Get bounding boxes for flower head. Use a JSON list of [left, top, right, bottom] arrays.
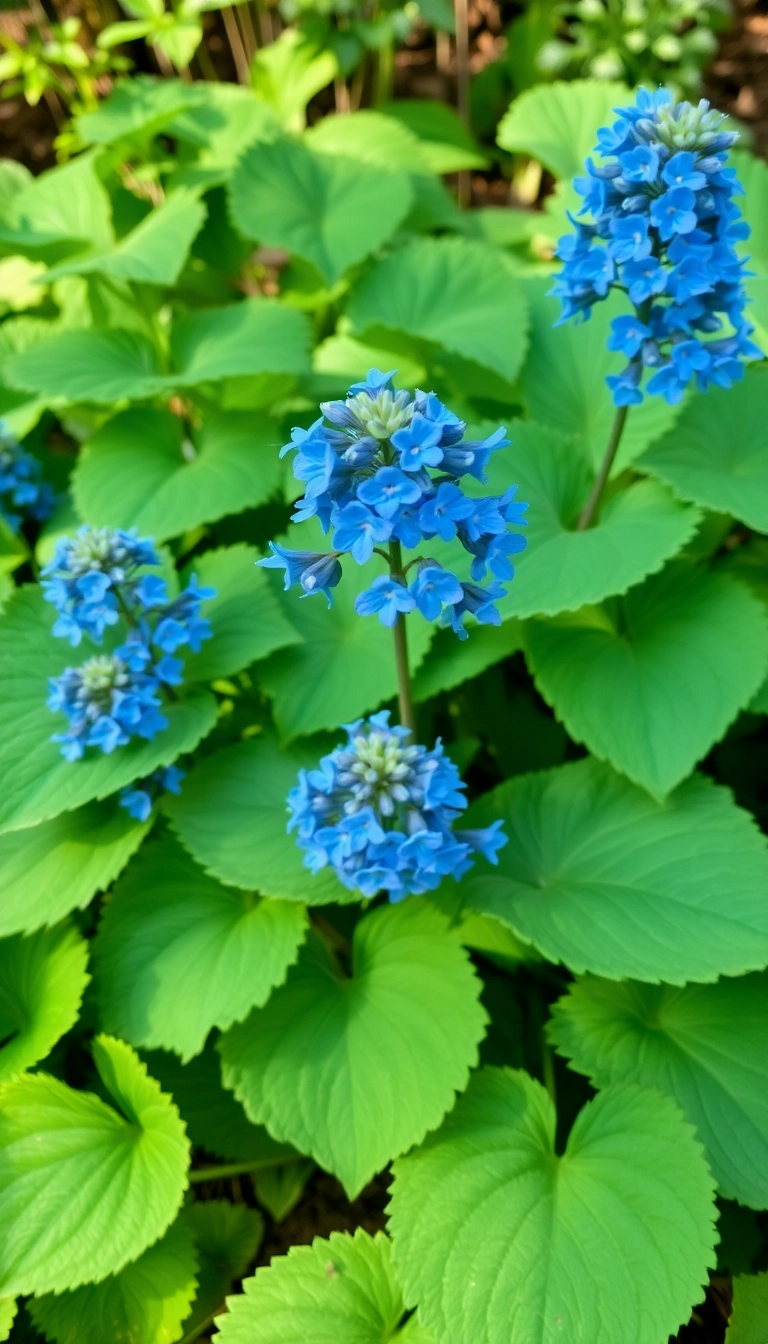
[[552, 91, 761, 405], [119, 764, 184, 822], [47, 654, 167, 761], [0, 421, 55, 532], [287, 710, 507, 899]]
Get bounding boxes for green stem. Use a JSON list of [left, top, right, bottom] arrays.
[[188, 1154, 304, 1184], [388, 539, 415, 732], [576, 404, 629, 531], [179, 1309, 220, 1344]]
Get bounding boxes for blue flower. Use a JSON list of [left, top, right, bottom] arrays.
[[287, 711, 507, 900], [410, 565, 463, 620], [552, 91, 761, 406], [332, 501, 392, 564], [417, 482, 475, 541], [445, 580, 505, 640], [354, 575, 416, 627], [48, 654, 167, 761], [356, 466, 423, 519], [257, 542, 342, 606], [119, 764, 184, 822], [390, 414, 445, 472], [0, 421, 55, 532]]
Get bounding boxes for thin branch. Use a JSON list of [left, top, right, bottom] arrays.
[[222, 5, 250, 84], [576, 405, 629, 530]]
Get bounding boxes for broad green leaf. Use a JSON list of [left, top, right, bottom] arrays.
[[389, 1068, 717, 1344], [180, 1201, 263, 1338], [0, 924, 88, 1081], [727, 1273, 768, 1344], [73, 407, 283, 541], [166, 735, 352, 905], [382, 99, 488, 173], [167, 83, 279, 179], [4, 328, 165, 404], [0, 1299, 15, 1340], [219, 902, 487, 1197], [526, 565, 768, 798], [170, 298, 312, 387], [257, 534, 432, 741], [95, 835, 308, 1062], [11, 153, 113, 252], [253, 1159, 314, 1223], [412, 621, 524, 701], [519, 278, 682, 473], [214, 1229, 409, 1344], [488, 422, 700, 618], [29, 1220, 198, 1344], [305, 110, 433, 175], [181, 545, 301, 684], [348, 237, 530, 384], [639, 369, 768, 532], [75, 76, 202, 146], [0, 588, 217, 835], [229, 138, 412, 286], [144, 1044, 296, 1166], [0, 1035, 190, 1296], [0, 800, 150, 938], [549, 973, 768, 1209], [0, 516, 29, 578], [44, 189, 207, 287], [250, 30, 336, 133], [449, 758, 768, 982], [496, 78, 630, 180], [736, 151, 768, 269], [313, 333, 425, 393]]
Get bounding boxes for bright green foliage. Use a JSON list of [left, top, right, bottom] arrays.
[[389, 1068, 718, 1344], [0, 923, 89, 1080], [229, 138, 413, 285], [181, 1201, 263, 1338], [0, 1300, 15, 1341], [639, 370, 768, 533], [179, 546, 301, 683], [167, 735, 351, 904], [349, 237, 529, 384], [219, 902, 487, 1197], [0, 1036, 190, 1296], [253, 1159, 315, 1223], [486, 422, 701, 617], [95, 834, 308, 1061], [549, 973, 768, 1209], [412, 622, 524, 701], [215, 1229, 409, 1344], [29, 1219, 199, 1344], [257, 543, 432, 741], [519, 279, 682, 474], [497, 79, 630, 180], [0, 588, 217, 834], [526, 565, 768, 798], [143, 1045, 296, 1166], [727, 1273, 768, 1344], [44, 188, 207, 287], [73, 408, 283, 542], [305, 110, 433, 175], [453, 760, 768, 982], [0, 800, 149, 937], [383, 100, 487, 173]]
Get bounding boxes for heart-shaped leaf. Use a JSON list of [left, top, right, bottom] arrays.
[[180, 1202, 263, 1341], [727, 1273, 768, 1344], [496, 78, 630, 180], [0, 924, 89, 1080]]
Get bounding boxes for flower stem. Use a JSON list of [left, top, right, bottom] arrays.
[[576, 404, 630, 531], [188, 1155, 304, 1184], [388, 539, 415, 733]]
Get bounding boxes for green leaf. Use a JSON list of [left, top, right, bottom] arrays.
[[257, 534, 432, 741], [348, 237, 530, 384], [28, 1220, 198, 1344], [412, 621, 524, 701], [549, 973, 768, 1209], [95, 834, 308, 1062], [0, 1299, 15, 1341], [519, 277, 682, 473], [181, 545, 301, 684], [0, 516, 29, 578], [389, 1068, 717, 1344], [0, 1035, 190, 1296], [73, 408, 283, 542], [496, 78, 630, 180], [525, 564, 768, 798], [0, 588, 217, 835], [144, 1043, 296, 1166], [639, 369, 768, 532], [0, 799, 149, 938], [215, 1230, 409, 1344], [75, 76, 202, 146], [305, 110, 433, 175], [166, 734, 352, 905], [4, 328, 165, 404], [250, 30, 336, 132], [11, 153, 113, 252], [253, 1160, 314, 1224], [449, 758, 768, 982], [180, 1201, 263, 1339], [170, 298, 312, 387], [0, 924, 88, 1080], [229, 138, 412, 286], [382, 99, 488, 173], [727, 1273, 768, 1344], [489, 421, 700, 618], [219, 901, 487, 1198], [44, 189, 207, 287]]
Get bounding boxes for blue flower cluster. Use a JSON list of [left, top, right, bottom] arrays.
[[43, 526, 215, 760], [287, 710, 507, 900], [552, 88, 761, 406], [0, 421, 55, 532], [259, 370, 528, 639], [120, 764, 184, 822]]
